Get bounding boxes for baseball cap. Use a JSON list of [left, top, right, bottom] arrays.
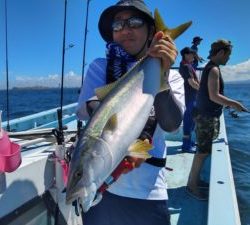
[[192, 36, 203, 43], [207, 39, 232, 59]]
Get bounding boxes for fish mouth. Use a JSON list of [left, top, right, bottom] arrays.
[[66, 192, 80, 205], [66, 183, 97, 211]]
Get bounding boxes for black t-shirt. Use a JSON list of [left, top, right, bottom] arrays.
[[196, 61, 224, 117]]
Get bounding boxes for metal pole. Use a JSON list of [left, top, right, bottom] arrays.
[[4, 0, 10, 131]]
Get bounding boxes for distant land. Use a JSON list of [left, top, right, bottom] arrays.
[[0, 80, 250, 91], [0, 79, 249, 91], [10, 86, 79, 90], [11, 86, 53, 90]]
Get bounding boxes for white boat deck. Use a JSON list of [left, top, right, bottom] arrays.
[[0, 108, 241, 225], [165, 114, 241, 225], [0, 139, 54, 211], [166, 138, 209, 225]]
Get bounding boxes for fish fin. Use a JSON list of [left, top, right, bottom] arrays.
[[95, 81, 118, 101], [154, 9, 192, 40], [103, 114, 118, 131], [128, 139, 153, 159], [154, 8, 192, 91]]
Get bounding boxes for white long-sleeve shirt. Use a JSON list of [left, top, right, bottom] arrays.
[[77, 58, 184, 200]]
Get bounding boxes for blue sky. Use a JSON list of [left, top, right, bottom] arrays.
[[0, 0, 250, 88]]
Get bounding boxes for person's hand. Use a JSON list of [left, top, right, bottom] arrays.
[[231, 101, 248, 112], [199, 57, 205, 63], [147, 31, 178, 72], [122, 156, 145, 174]]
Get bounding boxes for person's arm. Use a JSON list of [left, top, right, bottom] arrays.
[[188, 77, 199, 90], [198, 56, 205, 63], [184, 65, 199, 90], [208, 67, 247, 112], [180, 64, 199, 90], [194, 53, 204, 63], [85, 97, 100, 116], [76, 58, 106, 120], [154, 70, 185, 132]]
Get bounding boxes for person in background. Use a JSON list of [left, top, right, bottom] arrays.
[[76, 0, 185, 224], [186, 39, 248, 200], [179, 47, 200, 152], [191, 36, 204, 70]]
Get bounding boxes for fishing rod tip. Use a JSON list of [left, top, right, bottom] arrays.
[[242, 108, 250, 113]]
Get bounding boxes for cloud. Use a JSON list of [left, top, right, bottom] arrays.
[[1, 59, 250, 89], [11, 71, 82, 88], [221, 59, 250, 81]]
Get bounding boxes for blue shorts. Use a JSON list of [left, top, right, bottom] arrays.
[[82, 191, 171, 225]]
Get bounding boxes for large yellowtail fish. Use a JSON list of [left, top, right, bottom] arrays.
[[66, 9, 192, 212]]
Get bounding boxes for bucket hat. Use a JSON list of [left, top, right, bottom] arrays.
[[98, 0, 154, 42]]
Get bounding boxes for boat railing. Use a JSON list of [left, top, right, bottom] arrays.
[[171, 66, 203, 80], [208, 113, 241, 225], [1, 103, 77, 132], [171, 66, 204, 71]]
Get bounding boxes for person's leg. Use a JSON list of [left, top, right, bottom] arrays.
[[82, 191, 113, 225], [183, 103, 193, 137], [182, 101, 195, 152], [186, 115, 214, 200], [187, 152, 209, 192]]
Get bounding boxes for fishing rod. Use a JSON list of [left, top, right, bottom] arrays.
[[226, 105, 250, 118], [59, 0, 67, 113], [53, 0, 69, 146], [77, 0, 91, 134], [52, 6, 68, 223], [244, 109, 250, 113], [4, 0, 10, 131], [81, 0, 91, 86]]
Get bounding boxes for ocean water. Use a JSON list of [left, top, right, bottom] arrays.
[[0, 88, 80, 120], [224, 83, 250, 225], [0, 84, 250, 224]]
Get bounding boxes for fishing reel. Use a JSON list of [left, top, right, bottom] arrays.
[[226, 105, 250, 118], [226, 105, 239, 118], [227, 108, 239, 118]]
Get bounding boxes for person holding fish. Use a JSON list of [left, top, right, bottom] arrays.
[[74, 0, 188, 224]]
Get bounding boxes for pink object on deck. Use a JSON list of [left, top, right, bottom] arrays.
[[0, 130, 22, 173], [61, 159, 69, 186]]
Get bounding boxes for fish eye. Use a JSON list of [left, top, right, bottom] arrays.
[[75, 171, 82, 178]]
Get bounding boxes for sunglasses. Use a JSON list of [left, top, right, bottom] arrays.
[[112, 17, 145, 32]]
